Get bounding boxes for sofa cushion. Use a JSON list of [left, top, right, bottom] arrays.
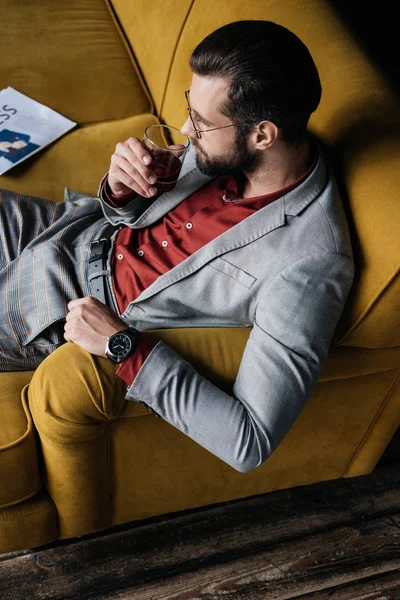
[[109, 0, 192, 115], [158, 0, 400, 349], [0, 0, 151, 125], [332, 136, 400, 348], [0, 113, 160, 201], [0, 371, 41, 509], [0, 488, 57, 554], [121, 328, 400, 418]]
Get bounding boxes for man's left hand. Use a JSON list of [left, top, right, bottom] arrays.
[[64, 296, 128, 357]]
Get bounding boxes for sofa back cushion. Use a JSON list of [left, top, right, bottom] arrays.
[[108, 0, 192, 117], [1, 0, 151, 125], [114, 0, 399, 349]]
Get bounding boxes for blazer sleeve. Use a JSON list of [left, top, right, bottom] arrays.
[[97, 173, 157, 224], [125, 250, 355, 473]]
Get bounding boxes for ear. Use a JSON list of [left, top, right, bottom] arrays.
[[249, 120, 279, 150]]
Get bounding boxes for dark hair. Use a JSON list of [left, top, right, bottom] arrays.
[[189, 20, 321, 144]]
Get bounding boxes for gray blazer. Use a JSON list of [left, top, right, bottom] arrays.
[[97, 143, 355, 473]]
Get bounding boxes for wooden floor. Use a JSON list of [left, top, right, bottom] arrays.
[[1, 460, 400, 600]]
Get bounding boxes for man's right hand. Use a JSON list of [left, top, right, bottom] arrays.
[[108, 137, 158, 199]]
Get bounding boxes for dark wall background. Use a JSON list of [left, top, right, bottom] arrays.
[[328, 1, 400, 93]]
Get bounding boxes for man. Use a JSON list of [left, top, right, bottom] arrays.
[[0, 21, 354, 472]]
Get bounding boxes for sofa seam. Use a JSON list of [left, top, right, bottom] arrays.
[[0, 483, 43, 513], [0, 506, 52, 521], [0, 385, 35, 451], [69, 113, 160, 130], [319, 365, 400, 383], [103, 0, 154, 116], [159, 0, 196, 118], [342, 369, 400, 477]]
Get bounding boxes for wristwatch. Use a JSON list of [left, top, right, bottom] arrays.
[[105, 327, 141, 363]]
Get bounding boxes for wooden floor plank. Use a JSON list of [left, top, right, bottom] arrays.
[[85, 516, 400, 600], [299, 569, 400, 599], [1, 464, 399, 600], [389, 514, 400, 531]]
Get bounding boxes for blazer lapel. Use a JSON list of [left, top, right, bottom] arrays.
[[128, 198, 286, 304], [127, 144, 328, 305]]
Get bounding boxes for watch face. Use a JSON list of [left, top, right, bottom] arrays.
[[109, 332, 133, 361]]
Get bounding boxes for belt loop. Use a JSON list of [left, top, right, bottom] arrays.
[[88, 223, 119, 306]]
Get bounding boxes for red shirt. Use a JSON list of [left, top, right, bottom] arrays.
[[105, 155, 317, 385]]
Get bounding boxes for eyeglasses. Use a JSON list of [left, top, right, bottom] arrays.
[[185, 90, 251, 139]]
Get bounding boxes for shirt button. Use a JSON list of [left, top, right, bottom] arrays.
[[161, 240, 168, 247], [186, 222, 193, 229], [138, 250, 144, 257], [117, 253, 124, 260]]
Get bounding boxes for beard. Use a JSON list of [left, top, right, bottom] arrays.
[[192, 128, 262, 178]]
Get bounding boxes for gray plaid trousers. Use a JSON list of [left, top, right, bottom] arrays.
[[0, 187, 108, 372]]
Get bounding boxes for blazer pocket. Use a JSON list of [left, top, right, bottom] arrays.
[[208, 257, 257, 289]]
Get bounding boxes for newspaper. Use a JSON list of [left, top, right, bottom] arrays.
[[0, 87, 76, 175]]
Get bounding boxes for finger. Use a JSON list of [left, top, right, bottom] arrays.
[[125, 137, 153, 166], [111, 162, 157, 198], [116, 139, 156, 183], [116, 155, 156, 193], [63, 321, 72, 341], [67, 296, 95, 311], [125, 139, 157, 183], [113, 140, 155, 186]]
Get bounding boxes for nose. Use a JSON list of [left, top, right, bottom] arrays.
[[181, 115, 194, 139]]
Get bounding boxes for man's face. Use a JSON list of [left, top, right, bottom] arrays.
[[191, 127, 263, 178], [181, 74, 261, 177]]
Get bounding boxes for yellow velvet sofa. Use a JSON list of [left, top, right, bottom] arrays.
[[1, 0, 399, 554]]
